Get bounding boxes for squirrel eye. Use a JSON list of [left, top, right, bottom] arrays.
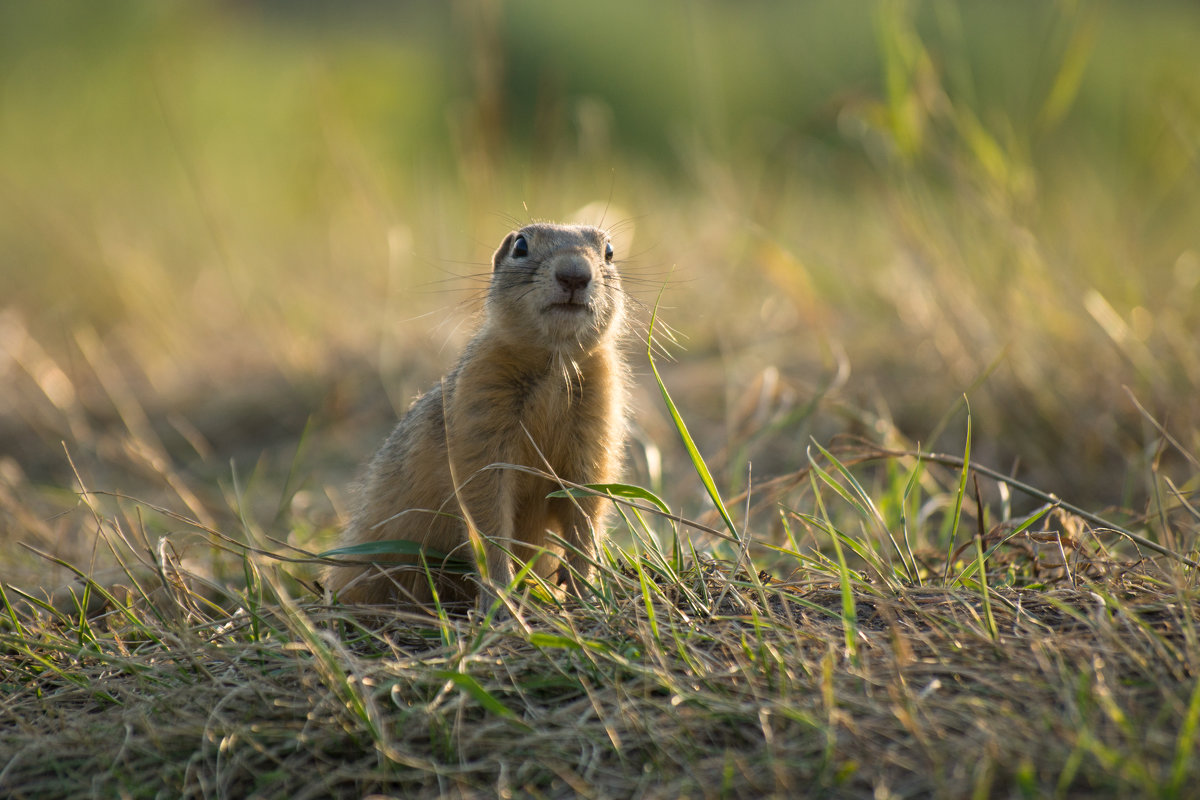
[[511, 235, 529, 259], [604, 241, 614, 262]]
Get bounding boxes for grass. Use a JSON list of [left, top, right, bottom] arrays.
[[3, 1, 1200, 797], [1, 432, 1197, 797], [2, 325, 1197, 796]]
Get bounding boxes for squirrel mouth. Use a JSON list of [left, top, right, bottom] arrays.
[[547, 302, 590, 314]]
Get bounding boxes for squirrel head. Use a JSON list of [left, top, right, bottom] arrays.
[[487, 223, 625, 353]]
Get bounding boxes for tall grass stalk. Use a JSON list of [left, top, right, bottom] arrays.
[[942, 399, 972, 584], [646, 290, 740, 542], [806, 461, 859, 664]]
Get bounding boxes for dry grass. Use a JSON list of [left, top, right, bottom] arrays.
[[2, 505, 1198, 798], [2, 344, 1198, 797]]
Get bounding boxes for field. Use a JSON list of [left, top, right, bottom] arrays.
[[2, 2, 1199, 797]]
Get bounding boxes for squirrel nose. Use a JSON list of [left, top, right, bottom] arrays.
[[556, 264, 592, 293]]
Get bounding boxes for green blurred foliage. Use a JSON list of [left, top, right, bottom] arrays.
[[3, 1, 1198, 313], [1, 0, 1198, 510]]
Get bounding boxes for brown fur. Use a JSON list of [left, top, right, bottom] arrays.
[[325, 223, 627, 607]]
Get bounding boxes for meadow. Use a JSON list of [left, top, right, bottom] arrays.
[[1, 2, 1199, 797]]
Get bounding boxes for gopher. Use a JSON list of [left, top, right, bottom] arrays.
[[325, 222, 628, 607]]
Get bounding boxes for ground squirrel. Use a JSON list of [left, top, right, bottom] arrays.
[[325, 222, 628, 607]]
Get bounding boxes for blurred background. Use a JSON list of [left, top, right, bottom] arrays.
[[2, 1, 1198, 588]]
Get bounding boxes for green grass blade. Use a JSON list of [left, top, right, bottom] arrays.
[[899, 446, 925, 585], [529, 632, 581, 651], [647, 289, 740, 541], [790, 508, 887, 584], [943, 398, 972, 585], [952, 504, 1054, 585], [808, 471, 858, 663], [972, 529, 998, 641], [809, 439, 886, 528], [320, 539, 456, 561], [434, 670, 532, 731], [630, 552, 661, 641], [807, 443, 903, 584], [1167, 675, 1200, 795], [548, 482, 672, 515]]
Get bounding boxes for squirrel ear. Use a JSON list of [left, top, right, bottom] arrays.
[[492, 233, 515, 273]]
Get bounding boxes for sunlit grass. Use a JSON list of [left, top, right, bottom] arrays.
[[1, 396, 1197, 796]]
